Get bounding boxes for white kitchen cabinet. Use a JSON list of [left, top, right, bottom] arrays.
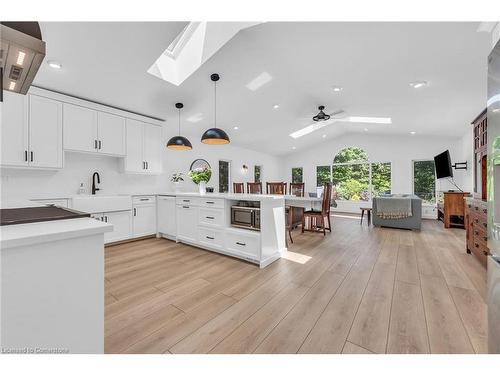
[[31, 198, 69, 208], [123, 119, 162, 174], [1, 93, 62, 169], [132, 197, 157, 237], [176, 204, 198, 244], [157, 196, 177, 238], [63, 103, 98, 153], [63, 103, 125, 157], [104, 211, 132, 243], [1, 91, 28, 167], [142, 123, 162, 173], [97, 112, 126, 156]]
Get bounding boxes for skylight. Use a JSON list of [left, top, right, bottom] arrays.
[[246, 72, 273, 91]]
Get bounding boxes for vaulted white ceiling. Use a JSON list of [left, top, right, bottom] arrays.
[[34, 22, 491, 155]]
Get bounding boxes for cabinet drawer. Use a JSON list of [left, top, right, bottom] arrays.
[[199, 198, 224, 209], [198, 207, 224, 227], [176, 197, 198, 206], [198, 227, 223, 249], [225, 231, 260, 260], [133, 196, 156, 205]]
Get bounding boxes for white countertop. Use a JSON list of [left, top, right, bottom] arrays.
[[158, 192, 286, 201], [0, 217, 112, 250]]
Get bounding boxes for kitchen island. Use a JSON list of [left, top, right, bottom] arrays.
[[157, 192, 287, 268], [0, 201, 112, 354]]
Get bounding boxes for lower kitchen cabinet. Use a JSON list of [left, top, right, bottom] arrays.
[[91, 211, 132, 244], [176, 204, 198, 243], [132, 198, 157, 237], [157, 196, 176, 238]]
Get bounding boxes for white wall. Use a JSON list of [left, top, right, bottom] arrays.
[[0, 125, 282, 200], [281, 133, 471, 213]]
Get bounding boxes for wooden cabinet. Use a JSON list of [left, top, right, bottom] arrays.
[[123, 119, 162, 174], [465, 198, 489, 266], [437, 192, 469, 228], [472, 110, 488, 200], [63, 103, 125, 157], [1, 92, 62, 169]]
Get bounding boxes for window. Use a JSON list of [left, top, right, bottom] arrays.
[[331, 147, 391, 201], [292, 167, 303, 183], [413, 160, 436, 203], [218, 160, 230, 193], [316, 165, 331, 187], [371, 162, 392, 197], [254, 165, 262, 183]]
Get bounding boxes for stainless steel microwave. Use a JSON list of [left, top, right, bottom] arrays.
[[231, 205, 260, 231]]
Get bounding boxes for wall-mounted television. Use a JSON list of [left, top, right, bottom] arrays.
[[434, 150, 453, 179]]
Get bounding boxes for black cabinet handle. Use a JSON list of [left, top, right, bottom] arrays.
[[30, 151, 33, 162], [236, 242, 246, 246], [206, 236, 214, 240], [183, 199, 190, 202], [133, 208, 136, 216], [484, 236, 488, 241], [206, 201, 215, 204], [146, 161, 148, 169], [94, 140, 98, 149], [182, 206, 190, 209], [483, 250, 489, 256], [206, 216, 215, 220], [24, 150, 28, 161], [98, 140, 102, 150], [140, 198, 149, 201]]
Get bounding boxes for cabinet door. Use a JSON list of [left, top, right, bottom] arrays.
[[132, 204, 156, 237], [1, 91, 28, 166], [104, 211, 132, 243], [63, 103, 98, 153], [176, 205, 198, 244], [157, 196, 176, 237], [124, 119, 144, 173], [142, 123, 162, 174], [28, 95, 63, 168], [98, 112, 126, 156]]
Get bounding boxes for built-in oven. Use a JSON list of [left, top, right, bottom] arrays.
[[231, 204, 260, 231]]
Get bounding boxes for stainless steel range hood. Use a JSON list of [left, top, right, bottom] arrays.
[[1, 22, 46, 96]]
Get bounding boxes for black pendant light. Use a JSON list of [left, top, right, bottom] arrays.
[[201, 73, 230, 145], [167, 102, 192, 150]]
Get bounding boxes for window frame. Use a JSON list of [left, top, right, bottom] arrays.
[[218, 159, 231, 193], [291, 167, 303, 183]]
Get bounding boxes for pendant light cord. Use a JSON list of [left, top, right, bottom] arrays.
[[178, 108, 181, 135], [214, 80, 217, 129]]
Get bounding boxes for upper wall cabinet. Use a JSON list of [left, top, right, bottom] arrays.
[[63, 104, 125, 157], [123, 119, 162, 175], [1, 91, 63, 169]]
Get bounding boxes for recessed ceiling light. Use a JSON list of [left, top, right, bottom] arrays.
[[8, 81, 16, 90], [332, 86, 343, 92], [410, 131, 416, 135], [364, 128, 369, 132], [233, 126, 239, 130], [273, 104, 280, 109], [47, 60, 62, 69], [409, 81, 427, 89], [322, 134, 326, 138], [16, 51, 26, 66], [292, 146, 296, 150]]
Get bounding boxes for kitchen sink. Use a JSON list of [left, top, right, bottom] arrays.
[[71, 195, 132, 213]]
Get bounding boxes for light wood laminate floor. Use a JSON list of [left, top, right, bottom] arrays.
[[104, 215, 487, 354]]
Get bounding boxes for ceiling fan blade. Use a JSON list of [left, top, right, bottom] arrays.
[[328, 109, 346, 118]]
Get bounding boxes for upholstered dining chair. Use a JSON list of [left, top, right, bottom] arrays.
[[247, 182, 262, 194], [302, 183, 332, 235], [266, 182, 287, 195], [233, 182, 244, 193]]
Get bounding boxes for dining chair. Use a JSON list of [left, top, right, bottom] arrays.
[[302, 183, 332, 235], [266, 182, 287, 195], [233, 182, 244, 193], [289, 182, 305, 197], [247, 182, 262, 194]]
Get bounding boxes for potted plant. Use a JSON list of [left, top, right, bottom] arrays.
[[171, 173, 184, 192], [188, 167, 212, 195]]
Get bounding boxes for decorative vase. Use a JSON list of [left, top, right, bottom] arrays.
[[199, 181, 207, 195], [173, 181, 180, 193]]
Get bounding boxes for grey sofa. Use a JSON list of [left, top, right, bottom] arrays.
[[372, 194, 422, 230]]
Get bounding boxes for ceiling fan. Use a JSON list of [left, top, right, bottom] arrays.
[[312, 105, 345, 122]]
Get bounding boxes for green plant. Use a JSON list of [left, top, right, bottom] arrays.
[[188, 167, 212, 184]]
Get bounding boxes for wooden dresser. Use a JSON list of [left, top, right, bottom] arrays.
[[437, 191, 469, 228], [465, 198, 489, 265]]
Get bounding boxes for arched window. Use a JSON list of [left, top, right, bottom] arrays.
[[321, 147, 391, 202]]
